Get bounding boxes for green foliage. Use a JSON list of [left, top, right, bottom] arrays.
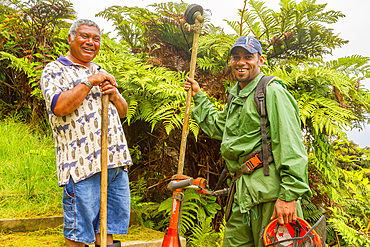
[[329, 207, 370, 246], [129, 176, 167, 230], [187, 217, 220, 247], [97, 6, 157, 50], [334, 140, 370, 170], [188, 214, 226, 247], [158, 189, 221, 235], [226, 0, 348, 65], [0, 0, 74, 127], [266, 64, 362, 139], [197, 34, 236, 75], [0, 117, 60, 218], [97, 1, 213, 54], [308, 140, 370, 245], [95, 36, 200, 136]]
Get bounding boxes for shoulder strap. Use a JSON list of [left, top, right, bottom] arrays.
[[253, 76, 277, 115], [254, 75, 277, 176], [226, 93, 234, 108]]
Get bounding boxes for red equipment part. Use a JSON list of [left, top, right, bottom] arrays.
[[161, 189, 184, 247], [161, 174, 210, 247], [262, 217, 323, 247]]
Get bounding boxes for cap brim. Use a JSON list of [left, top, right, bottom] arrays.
[[229, 45, 259, 56]]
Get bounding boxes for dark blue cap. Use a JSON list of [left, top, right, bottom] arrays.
[[230, 36, 262, 56]]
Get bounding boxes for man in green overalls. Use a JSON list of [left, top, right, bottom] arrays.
[[184, 36, 312, 247]]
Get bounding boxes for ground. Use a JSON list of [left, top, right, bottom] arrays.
[[0, 225, 164, 247]]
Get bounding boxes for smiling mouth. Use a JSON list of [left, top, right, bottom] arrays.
[[82, 47, 94, 52], [237, 68, 249, 72]]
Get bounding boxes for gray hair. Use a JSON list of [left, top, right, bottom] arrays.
[[69, 19, 101, 41]]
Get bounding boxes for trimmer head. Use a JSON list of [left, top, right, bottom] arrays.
[[184, 4, 203, 25]]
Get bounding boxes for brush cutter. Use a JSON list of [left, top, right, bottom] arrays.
[[162, 174, 229, 247], [161, 4, 224, 247]]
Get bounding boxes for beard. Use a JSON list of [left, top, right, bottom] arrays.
[[233, 70, 253, 83], [232, 66, 260, 84]]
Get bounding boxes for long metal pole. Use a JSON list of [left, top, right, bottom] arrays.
[[177, 14, 203, 175], [100, 93, 109, 247]]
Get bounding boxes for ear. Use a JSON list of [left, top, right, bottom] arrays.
[[258, 55, 265, 67], [68, 34, 72, 45]]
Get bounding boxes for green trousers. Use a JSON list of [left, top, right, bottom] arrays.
[[222, 201, 303, 247]]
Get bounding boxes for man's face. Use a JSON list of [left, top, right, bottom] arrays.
[[68, 24, 101, 65], [230, 47, 264, 85]]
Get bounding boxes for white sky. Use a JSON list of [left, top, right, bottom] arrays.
[[70, 0, 370, 148]]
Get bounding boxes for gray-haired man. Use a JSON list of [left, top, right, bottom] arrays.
[[41, 19, 132, 247]]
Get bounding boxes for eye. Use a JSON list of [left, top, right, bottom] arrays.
[[79, 34, 89, 39]]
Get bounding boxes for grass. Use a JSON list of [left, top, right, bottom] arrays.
[[0, 118, 62, 218], [0, 225, 165, 246]]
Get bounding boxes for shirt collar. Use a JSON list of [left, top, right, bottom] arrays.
[[56, 55, 101, 70]]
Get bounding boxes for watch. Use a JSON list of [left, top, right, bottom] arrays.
[[81, 78, 93, 90]]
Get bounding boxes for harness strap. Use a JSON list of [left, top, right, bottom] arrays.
[[233, 142, 274, 179], [254, 75, 277, 176]]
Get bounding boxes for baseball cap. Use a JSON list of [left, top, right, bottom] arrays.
[[230, 36, 262, 56]]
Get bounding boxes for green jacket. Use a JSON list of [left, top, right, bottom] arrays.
[[191, 72, 312, 213]]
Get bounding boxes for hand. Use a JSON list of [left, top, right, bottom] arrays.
[[88, 71, 118, 87], [184, 76, 201, 97], [99, 80, 127, 118], [271, 199, 297, 225], [99, 80, 120, 102]]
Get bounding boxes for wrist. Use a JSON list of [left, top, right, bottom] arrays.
[[109, 94, 121, 104], [81, 78, 93, 90]]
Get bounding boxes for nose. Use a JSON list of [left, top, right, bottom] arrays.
[[236, 58, 246, 66], [85, 37, 94, 45]]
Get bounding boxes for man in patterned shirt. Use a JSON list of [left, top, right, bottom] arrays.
[[41, 19, 132, 247]]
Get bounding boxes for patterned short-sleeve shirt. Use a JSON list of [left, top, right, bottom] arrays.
[[41, 55, 132, 186]]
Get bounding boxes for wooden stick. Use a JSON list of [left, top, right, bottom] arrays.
[[100, 93, 109, 247], [177, 15, 203, 175]]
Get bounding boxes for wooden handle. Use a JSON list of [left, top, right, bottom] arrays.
[[177, 18, 203, 175], [100, 93, 109, 246]]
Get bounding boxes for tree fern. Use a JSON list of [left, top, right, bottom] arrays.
[[95, 37, 199, 136], [326, 55, 370, 87], [246, 0, 278, 40], [235, 0, 348, 64], [197, 34, 236, 75]]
